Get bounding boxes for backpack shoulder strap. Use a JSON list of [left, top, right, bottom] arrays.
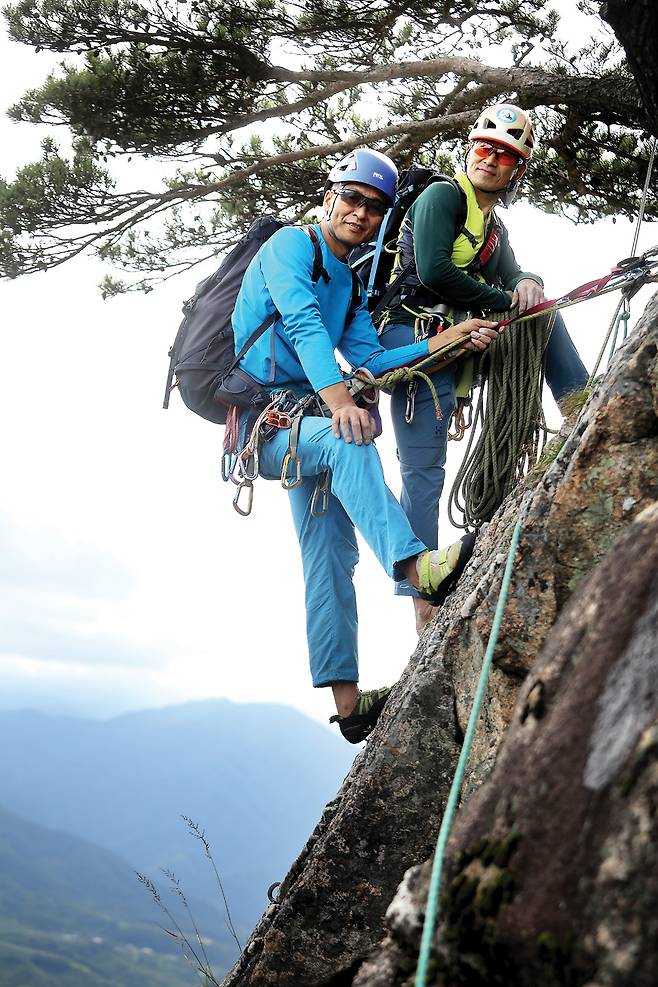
[[383, 177, 470, 316], [446, 178, 476, 248], [423, 174, 471, 244], [349, 268, 362, 316], [304, 225, 330, 284], [466, 209, 505, 275]]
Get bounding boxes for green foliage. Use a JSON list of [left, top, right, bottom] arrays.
[[1, 0, 655, 290], [0, 136, 111, 233], [10, 38, 268, 153]]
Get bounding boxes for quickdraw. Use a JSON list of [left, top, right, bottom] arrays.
[[222, 369, 387, 517], [405, 379, 418, 424], [280, 413, 303, 490], [311, 470, 330, 518]]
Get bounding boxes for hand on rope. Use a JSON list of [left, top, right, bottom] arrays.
[[428, 317, 501, 355], [497, 244, 658, 330], [347, 242, 658, 457], [508, 277, 544, 313], [351, 318, 502, 421]]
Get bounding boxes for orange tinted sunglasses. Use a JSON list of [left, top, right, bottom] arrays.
[[471, 141, 521, 167]]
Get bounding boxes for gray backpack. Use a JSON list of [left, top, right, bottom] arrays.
[[163, 218, 328, 424]]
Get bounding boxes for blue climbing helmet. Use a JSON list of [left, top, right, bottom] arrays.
[[326, 149, 398, 206]]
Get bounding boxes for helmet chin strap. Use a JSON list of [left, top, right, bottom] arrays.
[[497, 177, 520, 209]]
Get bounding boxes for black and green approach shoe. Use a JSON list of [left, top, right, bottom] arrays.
[[329, 686, 392, 744]]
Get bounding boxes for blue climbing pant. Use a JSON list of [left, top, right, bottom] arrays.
[[543, 311, 588, 401], [255, 416, 427, 687], [379, 311, 588, 596]]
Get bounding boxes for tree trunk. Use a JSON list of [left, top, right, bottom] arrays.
[[601, 0, 658, 134]]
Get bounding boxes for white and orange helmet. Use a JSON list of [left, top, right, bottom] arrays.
[[468, 104, 535, 161]]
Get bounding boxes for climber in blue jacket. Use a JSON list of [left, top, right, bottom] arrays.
[[233, 148, 501, 743]]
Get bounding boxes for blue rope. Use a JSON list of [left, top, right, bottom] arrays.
[[414, 518, 523, 987]]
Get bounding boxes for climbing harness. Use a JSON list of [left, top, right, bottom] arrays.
[[414, 518, 522, 987], [223, 368, 382, 517], [224, 392, 326, 516]]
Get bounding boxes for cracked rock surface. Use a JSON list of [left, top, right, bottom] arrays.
[[222, 294, 658, 987]]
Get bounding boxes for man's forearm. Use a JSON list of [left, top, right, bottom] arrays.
[[319, 381, 356, 413]]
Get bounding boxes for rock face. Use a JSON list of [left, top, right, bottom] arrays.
[[222, 293, 658, 987], [357, 501, 658, 987]]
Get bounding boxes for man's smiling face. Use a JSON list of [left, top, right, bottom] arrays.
[[322, 182, 387, 251], [466, 141, 525, 195]]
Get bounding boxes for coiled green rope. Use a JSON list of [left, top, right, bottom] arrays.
[[414, 517, 523, 987], [448, 312, 554, 530]]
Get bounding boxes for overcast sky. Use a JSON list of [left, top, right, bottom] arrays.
[[1, 18, 656, 729]]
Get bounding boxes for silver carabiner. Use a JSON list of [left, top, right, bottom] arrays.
[[231, 448, 258, 485], [405, 380, 418, 424], [221, 452, 234, 482], [241, 449, 259, 481], [311, 471, 330, 517], [351, 367, 378, 405], [230, 452, 246, 486], [233, 480, 254, 516]]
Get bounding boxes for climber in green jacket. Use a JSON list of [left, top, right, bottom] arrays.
[[379, 103, 588, 633]]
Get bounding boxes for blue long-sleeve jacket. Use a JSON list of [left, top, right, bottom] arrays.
[[233, 224, 430, 392]]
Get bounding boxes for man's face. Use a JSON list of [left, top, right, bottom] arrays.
[[466, 140, 525, 194], [322, 182, 388, 247]]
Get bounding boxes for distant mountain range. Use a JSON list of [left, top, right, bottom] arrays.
[[0, 804, 215, 986], [0, 700, 355, 985]]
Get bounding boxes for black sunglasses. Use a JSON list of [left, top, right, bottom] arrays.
[[333, 187, 388, 218]]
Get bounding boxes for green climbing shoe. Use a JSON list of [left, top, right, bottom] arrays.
[[329, 686, 392, 744], [416, 532, 477, 605]]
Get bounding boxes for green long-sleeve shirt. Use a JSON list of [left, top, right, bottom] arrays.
[[389, 171, 542, 322]]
